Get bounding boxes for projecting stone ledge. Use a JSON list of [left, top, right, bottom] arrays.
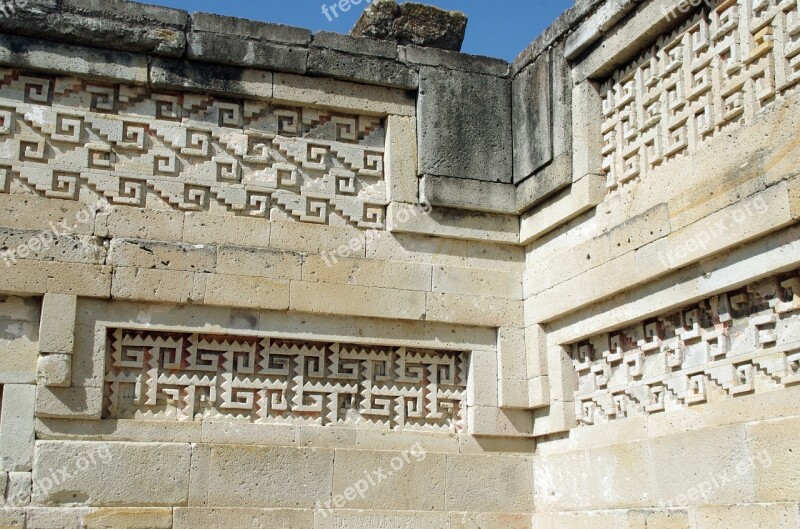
[[351, 0, 467, 52]]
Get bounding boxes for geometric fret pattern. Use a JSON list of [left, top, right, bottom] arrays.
[[571, 270, 800, 425], [104, 329, 467, 432], [0, 68, 387, 229], [601, 0, 800, 190]]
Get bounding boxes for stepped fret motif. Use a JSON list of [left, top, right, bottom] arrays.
[[571, 270, 800, 425], [0, 69, 387, 229], [600, 0, 800, 190], [103, 329, 467, 432]]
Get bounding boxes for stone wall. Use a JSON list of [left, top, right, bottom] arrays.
[[0, 0, 797, 527]]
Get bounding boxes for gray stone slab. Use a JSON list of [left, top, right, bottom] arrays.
[[421, 175, 516, 214], [191, 12, 311, 46], [418, 67, 512, 183], [513, 51, 553, 184], [0, 0, 187, 57], [187, 31, 307, 74], [307, 47, 418, 90], [150, 58, 273, 99], [312, 31, 398, 59], [401, 45, 510, 77]]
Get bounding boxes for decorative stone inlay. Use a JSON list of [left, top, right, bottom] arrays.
[[103, 328, 467, 431], [0, 69, 388, 229], [570, 270, 800, 425], [600, 0, 800, 190]]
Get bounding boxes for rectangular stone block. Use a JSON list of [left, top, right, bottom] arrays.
[[204, 274, 289, 310], [307, 47, 418, 90], [111, 267, 194, 304], [32, 441, 191, 506], [270, 221, 364, 256], [451, 512, 531, 529], [420, 175, 516, 214], [402, 45, 510, 76], [37, 354, 71, 387], [108, 239, 216, 273], [273, 73, 415, 116], [35, 386, 102, 420], [330, 449, 445, 510], [183, 213, 270, 248], [468, 406, 532, 437], [186, 31, 308, 74], [82, 507, 174, 529], [191, 12, 311, 45], [216, 246, 301, 280], [0, 385, 36, 472], [0, 34, 148, 83], [0, 508, 23, 529], [5, 472, 31, 508], [0, 194, 95, 236], [99, 207, 183, 242], [206, 445, 333, 508], [747, 416, 800, 503], [151, 57, 273, 99], [513, 51, 552, 183], [446, 453, 532, 512], [468, 350, 498, 408], [433, 265, 521, 299], [388, 203, 519, 243], [533, 449, 594, 512], [498, 326, 527, 380], [385, 115, 419, 204], [38, 293, 77, 355], [418, 67, 512, 183], [426, 292, 523, 327], [648, 424, 756, 507], [302, 254, 431, 292], [693, 503, 800, 529], [315, 31, 398, 59], [175, 508, 311, 529], [291, 281, 425, 321], [0, 301, 39, 384]]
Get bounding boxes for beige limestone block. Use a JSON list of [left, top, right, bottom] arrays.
[[200, 421, 295, 446], [204, 273, 290, 310], [746, 416, 800, 503], [0, 385, 36, 472], [183, 212, 270, 248], [525, 324, 547, 379], [533, 449, 594, 512], [589, 440, 655, 509], [0, 318, 38, 384], [32, 441, 191, 506], [693, 503, 800, 529], [35, 419, 201, 444], [108, 239, 216, 273], [426, 292, 524, 327], [467, 351, 498, 406], [111, 267, 194, 304], [270, 221, 365, 256], [295, 425, 357, 450], [188, 443, 210, 508], [302, 254, 432, 291], [432, 264, 521, 299], [35, 386, 103, 419], [3, 260, 111, 298], [315, 510, 449, 529], [216, 246, 302, 280], [175, 508, 312, 529], [291, 281, 425, 320], [99, 207, 183, 242], [451, 512, 532, 529], [532, 401, 576, 438], [206, 445, 333, 508], [385, 115, 419, 204], [498, 326, 527, 380], [446, 453, 533, 512], [387, 203, 520, 244], [36, 354, 71, 387], [0, 194, 95, 236], [352, 429, 459, 454], [457, 434, 535, 455], [468, 406, 532, 437], [273, 73, 415, 116], [648, 424, 756, 507], [330, 449, 445, 510], [25, 507, 89, 529], [83, 508, 173, 529], [38, 294, 77, 355], [527, 376, 550, 408], [0, 508, 24, 529], [499, 378, 530, 409]]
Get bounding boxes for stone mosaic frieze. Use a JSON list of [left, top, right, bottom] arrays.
[[103, 328, 467, 432], [0, 69, 388, 229], [600, 0, 800, 189], [571, 270, 800, 425]]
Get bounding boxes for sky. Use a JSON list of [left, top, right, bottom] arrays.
[[146, 0, 575, 61]]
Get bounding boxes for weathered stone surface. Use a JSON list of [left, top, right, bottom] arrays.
[[351, 0, 467, 51], [191, 12, 311, 46], [401, 45, 510, 76], [418, 68, 512, 183], [150, 58, 273, 99], [0, 385, 36, 472], [513, 51, 552, 183], [186, 31, 308, 74], [313, 31, 398, 59], [307, 47, 418, 89]]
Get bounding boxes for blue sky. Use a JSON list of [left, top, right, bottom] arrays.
[[147, 0, 574, 61]]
